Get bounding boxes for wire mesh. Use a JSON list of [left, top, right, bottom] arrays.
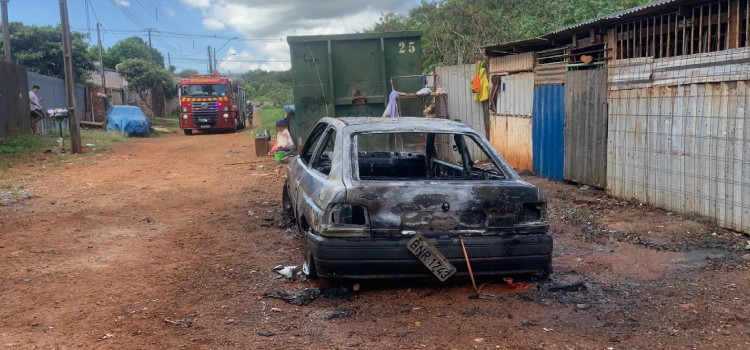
[[605, 0, 750, 232]]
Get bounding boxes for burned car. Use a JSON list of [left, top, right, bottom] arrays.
[[282, 117, 552, 280]]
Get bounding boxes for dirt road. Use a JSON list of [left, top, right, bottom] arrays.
[[1, 132, 749, 349]]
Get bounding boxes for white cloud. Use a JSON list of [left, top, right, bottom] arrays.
[[114, 0, 131, 7], [200, 0, 419, 71], [162, 6, 176, 17], [202, 17, 226, 30], [179, 0, 211, 8]]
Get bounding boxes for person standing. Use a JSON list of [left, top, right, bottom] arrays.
[[29, 85, 45, 135]]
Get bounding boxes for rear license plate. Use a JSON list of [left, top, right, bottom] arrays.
[[200, 125, 211, 129], [407, 234, 456, 281]]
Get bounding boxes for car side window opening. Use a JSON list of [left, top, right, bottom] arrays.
[[300, 123, 328, 164], [355, 132, 506, 180], [310, 129, 336, 176]]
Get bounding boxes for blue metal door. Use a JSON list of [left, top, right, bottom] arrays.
[[532, 84, 565, 181]]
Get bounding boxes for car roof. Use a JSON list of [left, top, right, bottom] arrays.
[[321, 117, 477, 134]]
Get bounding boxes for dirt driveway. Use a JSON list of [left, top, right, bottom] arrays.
[[1, 132, 749, 349]]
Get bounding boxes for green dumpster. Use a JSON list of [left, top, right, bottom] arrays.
[[287, 31, 424, 146]]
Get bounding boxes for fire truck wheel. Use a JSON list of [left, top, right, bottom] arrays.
[[183, 130, 193, 135]]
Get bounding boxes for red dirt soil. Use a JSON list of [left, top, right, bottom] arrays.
[[1, 132, 749, 349]]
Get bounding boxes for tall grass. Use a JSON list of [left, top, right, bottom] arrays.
[[251, 106, 286, 136]]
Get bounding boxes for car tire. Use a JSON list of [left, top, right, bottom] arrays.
[[184, 130, 193, 135], [282, 180, 294, 217], [301, 238, 319, 280]]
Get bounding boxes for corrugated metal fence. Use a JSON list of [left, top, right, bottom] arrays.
[[0, 62, 31, 138], [564, 68, 608, 188], [490, 72, 534, 170], [27, 71, 86, 134], [532, 83, 565, 181], [607, 47, 750, 233], [435, 64, 488, 161]]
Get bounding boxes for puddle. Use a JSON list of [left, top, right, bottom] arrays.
[[555, 240, 730, 281]]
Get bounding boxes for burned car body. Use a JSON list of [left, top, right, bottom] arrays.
[[283, 117, 552, 280]]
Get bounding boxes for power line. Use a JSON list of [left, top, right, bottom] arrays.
[[72, 27, 285, 42], [170, 58, 290, 63]]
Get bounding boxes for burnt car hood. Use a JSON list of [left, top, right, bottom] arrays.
[[345, 179, 545, 237]]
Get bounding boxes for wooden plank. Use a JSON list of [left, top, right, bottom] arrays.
[[730, 0, 740, 48], [699, 5, 705, 53], [685, 84, 700, 214], [708, 3, 713, 53], [674, 12, 679, 57], [672, 85, 686, 212], [727, 83, 745, 231], [691, 7, 696, 55], [707, 83, 721, 223], [696, 83, 710, 217], [739, 81, 750, 232], [715, 82, 730, 227]]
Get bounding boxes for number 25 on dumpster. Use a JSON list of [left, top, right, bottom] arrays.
[[398, 42, 416, 54]]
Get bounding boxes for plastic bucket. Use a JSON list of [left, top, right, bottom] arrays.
[[274, 151, 286, 163]]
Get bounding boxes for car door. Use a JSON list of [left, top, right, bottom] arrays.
[[296, 124, 345, 231], [289, 122, 328, 221]]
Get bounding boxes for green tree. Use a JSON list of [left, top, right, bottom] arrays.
[[366, 0, 655, 69], [117, 58, 174, 112], [0, 22, 94, 83], [176, 69, 199, 78], [96, 37, 165, 69], [241, 69, 293, 105]]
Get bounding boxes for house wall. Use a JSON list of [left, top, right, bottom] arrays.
[[607, 47, 750, 232]]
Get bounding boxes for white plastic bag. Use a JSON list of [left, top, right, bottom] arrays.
[[269, 129, 295, 155]]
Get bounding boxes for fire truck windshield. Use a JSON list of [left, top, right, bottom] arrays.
[[182, 84, 228, 97]]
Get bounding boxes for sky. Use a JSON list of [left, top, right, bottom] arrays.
[[4, 0, 422, 74]]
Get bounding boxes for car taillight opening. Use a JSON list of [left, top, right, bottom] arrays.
[[516, 203, 545, 223], [331, 204, 368, 225]]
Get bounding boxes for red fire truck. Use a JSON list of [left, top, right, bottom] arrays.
[[179, 73, 247, 135]]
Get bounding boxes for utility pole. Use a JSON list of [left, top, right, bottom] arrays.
[[96, 23, 105, 88], [59, 0, 82, 154], [1, 0, 11, 63], [213, 47, 217, 74], [167, 52, 171, 69], [96, 22, 105, 123], [147, 28, 153, 62], [207, 46, 213, 73]]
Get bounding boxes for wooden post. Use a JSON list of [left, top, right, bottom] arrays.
[[59, 0, 82, 154], [1, 0, 10, 62]]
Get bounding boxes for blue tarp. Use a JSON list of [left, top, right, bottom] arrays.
[[282, 105, 295, 115], [106, 106, 152, 137]]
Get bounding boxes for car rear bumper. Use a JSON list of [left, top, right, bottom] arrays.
[[307, 233, 553, 279]]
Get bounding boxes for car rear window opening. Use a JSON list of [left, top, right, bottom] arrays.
[[354, 132, 506, 181]]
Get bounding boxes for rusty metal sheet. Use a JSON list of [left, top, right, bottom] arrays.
[[489, 52, 534, 74], [564, 68, 608, 188], [490, 114, 533, 171], [534, 63, 567, 85]]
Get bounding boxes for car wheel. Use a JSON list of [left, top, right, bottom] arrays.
[[282, 180, 294, 216], [183, 130, 193, 135], [301, 237, 318, 280]]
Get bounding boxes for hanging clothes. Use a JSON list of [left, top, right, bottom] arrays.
[[388, 90, 399, 118], [474, 62, 490, 102]]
